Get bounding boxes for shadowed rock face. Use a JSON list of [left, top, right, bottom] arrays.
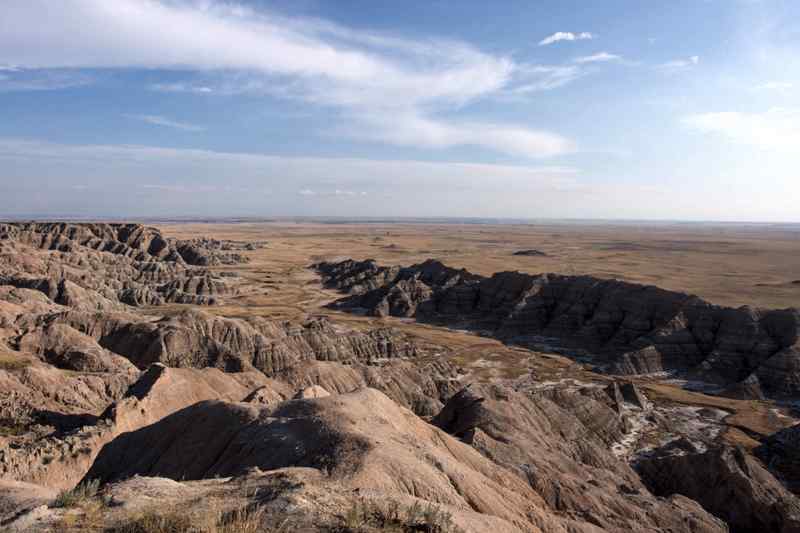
[[637, 445, 800, 533], [316, 259, 800, 395], [757, 423, 800, 495]]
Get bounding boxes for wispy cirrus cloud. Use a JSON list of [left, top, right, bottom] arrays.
[[125, 114, 206, 132], [682, 108, 800, 151], [149, 83, 214, 94], [344, 112, 574, 158], [539, 32, 594, 46], [754, 81, 793, 90], [508, 65, 584, 94], [573, 52, 621, 64], [297, 189, 368, 198], [0, 137, 581, 210], [0, 0, 575, 158], [0, 68, 93, 91], [658, 55, 700, 71]]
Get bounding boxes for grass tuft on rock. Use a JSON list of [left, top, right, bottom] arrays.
[[53, 479, 101, 508]]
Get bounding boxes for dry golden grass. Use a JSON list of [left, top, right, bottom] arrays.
[[0, 348, 32, 372], [337, 498, 458, 533], [157, 221, 800, 310], [106, 502, 267, 533], [53, 479, 102, 508], [151, 220, 800, 456]]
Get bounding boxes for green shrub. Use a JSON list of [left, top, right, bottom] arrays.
[[53, 479, 101, 508], [335, 498, 457, 532]]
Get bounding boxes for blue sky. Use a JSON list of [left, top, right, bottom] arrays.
[[0, 0, 798, 221]]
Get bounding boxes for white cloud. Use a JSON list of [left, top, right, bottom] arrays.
[[125, 114, 205, 132], [346, 112, 574, 158], [139, 184, 225, 193], [0, 69, 93, 91], [573, 52, 621, 64], [0, 0, 572, 158], [0, 138, 579, 190], [682, 108, 800, 151], [659, 55, 700, 71], [1, 138, 796, 222], [0, 0, 511, 108], [509, 65, 584, 93], [539, 32, 594, 46], [298, 188, 367, 198], [150, 83, 214, 94], [754, 81, 793, 90]]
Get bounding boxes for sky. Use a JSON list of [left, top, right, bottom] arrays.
[[0, 0, 798, 221]]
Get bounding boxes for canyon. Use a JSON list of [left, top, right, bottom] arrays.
[[1, 221, 799, 532]]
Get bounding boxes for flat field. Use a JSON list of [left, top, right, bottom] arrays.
[[154, 220, 800, 447]]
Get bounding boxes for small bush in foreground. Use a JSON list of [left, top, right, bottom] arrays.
[[107, 509, 196, 533], [53, 479, 101, 508], [336, 498, 457, 532], [108, 504, 267, 533]]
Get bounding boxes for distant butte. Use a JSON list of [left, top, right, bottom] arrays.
[[316, 258, 800, 398], [512, 249, 548, 256]]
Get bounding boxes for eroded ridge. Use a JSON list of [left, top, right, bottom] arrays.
[[316, 258, 800, 397]]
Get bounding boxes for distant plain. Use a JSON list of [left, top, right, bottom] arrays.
[[143, 220, 799, 451]]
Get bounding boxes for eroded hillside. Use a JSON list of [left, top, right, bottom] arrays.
[[1, 222, 799, 533]]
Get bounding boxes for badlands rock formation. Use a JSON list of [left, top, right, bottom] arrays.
[[0, 222, 241, 307], [637, 445, 800, 533], [317, 258, 800, 396], [1, 224, 798, 532], [757, 423, 800, 493], [82, 388, 726, 533]]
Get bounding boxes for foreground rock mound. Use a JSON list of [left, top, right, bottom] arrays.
[[83, 388, 725, 532], [432, 383, 722, 532], [317, 259, 800, 395], [0, 363, 276, 489], [637, 445, 800, 533]]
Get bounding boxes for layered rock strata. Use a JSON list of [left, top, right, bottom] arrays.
[[317, 259, 800, 395]]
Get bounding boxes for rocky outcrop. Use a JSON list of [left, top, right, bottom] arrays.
[[317, 259, 800, 395], [637, 445, 800, 533], [56, 309, 422, 376], [0, 359, 137, 434], [292, 385, 331, 399], [757, 423, 800, 494], [0, 223, 178, 263], [720, 373, 766, 400], [431, 383, 723, 532], [82, 388, 726, 533], [0, 223, 240, 308], [16, 323, 139, 375], [0, 363, 275, 489], [0, 480, 56, 527], [243, 385, 288, 406], [173, 238, 255, 266], [513, 249, 548, 257]]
